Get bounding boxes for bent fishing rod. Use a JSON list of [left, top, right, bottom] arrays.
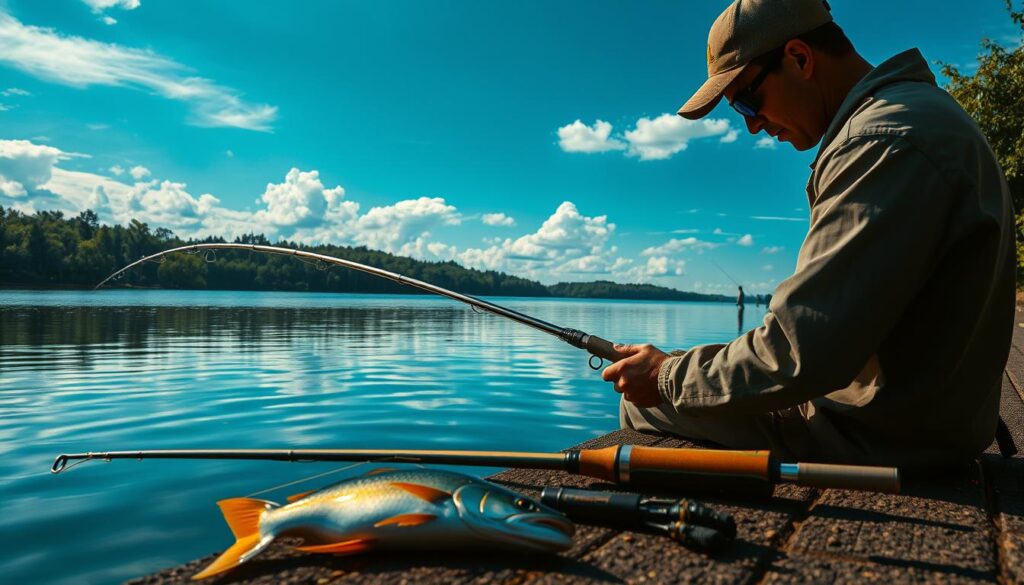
[[96, 243, 625, 368], [51, 445, 900, 494]]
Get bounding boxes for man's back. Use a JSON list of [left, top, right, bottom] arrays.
[[800, 49, 1015, 464]]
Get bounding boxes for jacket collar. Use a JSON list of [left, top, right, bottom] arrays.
[[810, 48, 937, 169]]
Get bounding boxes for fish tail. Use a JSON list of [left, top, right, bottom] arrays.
[[192, 498, 277, 580]]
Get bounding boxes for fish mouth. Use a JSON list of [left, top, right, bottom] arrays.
[[508, 512, 575, 546]]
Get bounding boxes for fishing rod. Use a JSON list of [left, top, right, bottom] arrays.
[[96, 243, 625, 368], [709, 258, 741, 288], [50, 445, 901, 494]]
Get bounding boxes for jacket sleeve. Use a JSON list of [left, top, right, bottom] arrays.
[[657, 135, 957, 416]]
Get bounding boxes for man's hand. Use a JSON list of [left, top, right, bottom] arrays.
[[601, 343, 670, 408]]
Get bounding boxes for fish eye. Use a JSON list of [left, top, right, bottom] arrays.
[[514, 498, 538, 512]]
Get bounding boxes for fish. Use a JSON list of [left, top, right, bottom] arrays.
[[192, 468, 575, 580]]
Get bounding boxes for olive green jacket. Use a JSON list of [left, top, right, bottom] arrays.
[[657, 49, 1015, 466]]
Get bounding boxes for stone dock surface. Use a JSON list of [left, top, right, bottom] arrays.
[[130, 321, 1024, 585]]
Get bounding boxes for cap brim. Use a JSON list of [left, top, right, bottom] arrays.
[[677, 66, 746, 120]]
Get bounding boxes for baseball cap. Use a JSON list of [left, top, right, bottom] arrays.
[[677, 0, 833, 120]]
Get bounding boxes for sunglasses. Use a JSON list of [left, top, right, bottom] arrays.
[[729, 50, 784, 118]]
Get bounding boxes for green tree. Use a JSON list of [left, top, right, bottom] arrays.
[[942, 1, 1024, 282]]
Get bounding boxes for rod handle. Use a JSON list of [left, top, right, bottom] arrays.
[[794, 462, 900, 493], [670, 523, 732, 552], [585, 335, 627, 363]]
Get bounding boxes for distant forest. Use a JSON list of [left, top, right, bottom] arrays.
[[0, 206, 737, 303]]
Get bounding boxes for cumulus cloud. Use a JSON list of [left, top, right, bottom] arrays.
[[0, 12, 276, 131], [256, 168, 350, 228], [623, 114, 734, 160], [755, 136, 777, 150], [641, 237, 717, 256], [481, 212, 515, 227], [353, 197, 460, 253], [127, 179, 218, 229], [557, 119, 626, 154], [737, 234, 754, 246], [102, 16, 117, 26], [129, 165, 150, 180], [0, 139, 68, 196], [109, 164, 124, 176], [761, 245, 783, 254], [82, 0, 140, 11], [720, 129, 739, 144], [457, 201, 615, 278]]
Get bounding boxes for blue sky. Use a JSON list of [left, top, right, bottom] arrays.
[[0, 0, 1018, 294]]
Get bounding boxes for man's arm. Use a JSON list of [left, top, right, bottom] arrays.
[[606, 135, 956, 414]]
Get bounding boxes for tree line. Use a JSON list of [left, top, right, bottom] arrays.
[[0, 206, 736, 303]]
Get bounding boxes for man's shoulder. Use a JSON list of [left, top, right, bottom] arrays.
[[824, 80, 984, 164]]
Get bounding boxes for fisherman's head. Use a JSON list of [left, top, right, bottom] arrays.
[[678, 0, 863, 151]]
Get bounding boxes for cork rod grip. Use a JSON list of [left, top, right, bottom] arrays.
[[797, 463, 901, 493], [584, 335, 626, 363], [628, 446, 773, 479]]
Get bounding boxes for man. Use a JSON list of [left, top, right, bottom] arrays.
[[602, 0, 1015, 467]]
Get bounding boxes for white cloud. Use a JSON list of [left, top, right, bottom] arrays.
[[127, 179, 218, 229], [256, 168, 350, 228], [0, 13, 277, 131], [353, 196, 460, 253], [458, 201, 616, 280], [0, 139, 68, 197], [128, 165, 150, 180], [737, 234, 754, 246], [623, 114, 734, 160], [101, 16, 117, 26], [671, 228, 699, 234], [755, 136, 777, 150], [761, 245, 783, 254], [82, 0, 140, 11], [109, 164, 124, 176], [751, 215, 804, 222], [641, 237, 717, 256], [621, 256, 685, 282], [481, 212, 515, 227], [2, 87, 29, 96], [720, 129, 739, 143], [557, 119, 626, 154]]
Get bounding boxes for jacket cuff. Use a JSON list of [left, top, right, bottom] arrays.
[[657, 355, 684, 402]]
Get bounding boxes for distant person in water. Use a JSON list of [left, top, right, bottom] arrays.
[[601, 0, 1014, 467], [736, 286, 745, 306]]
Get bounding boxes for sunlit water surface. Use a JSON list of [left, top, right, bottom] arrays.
[[0, 289, 757, 584]]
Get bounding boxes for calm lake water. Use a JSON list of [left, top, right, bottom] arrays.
[[0, 289, 755, 585]]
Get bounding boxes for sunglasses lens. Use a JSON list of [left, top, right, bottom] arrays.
[[731, 100, 756, 118]]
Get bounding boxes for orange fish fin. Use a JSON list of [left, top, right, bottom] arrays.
[[193, 535, 267, 580], [286, 489, 317, 503], [390, 482, 451, 504], [362, 467, 399, 476], [215, 497, 276, 540], [374, 513, 437, 528], [297, 538, 373, 554], [192, 498, 276, 580]]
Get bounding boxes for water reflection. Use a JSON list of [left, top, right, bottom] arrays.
[[0, 290, 742, 585]]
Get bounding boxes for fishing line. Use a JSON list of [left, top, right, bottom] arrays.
[[709, 258, 741, 287], [245, 461, 371, 498]]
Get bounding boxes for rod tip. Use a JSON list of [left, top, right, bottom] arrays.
[[51, 455, 69, 474]]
